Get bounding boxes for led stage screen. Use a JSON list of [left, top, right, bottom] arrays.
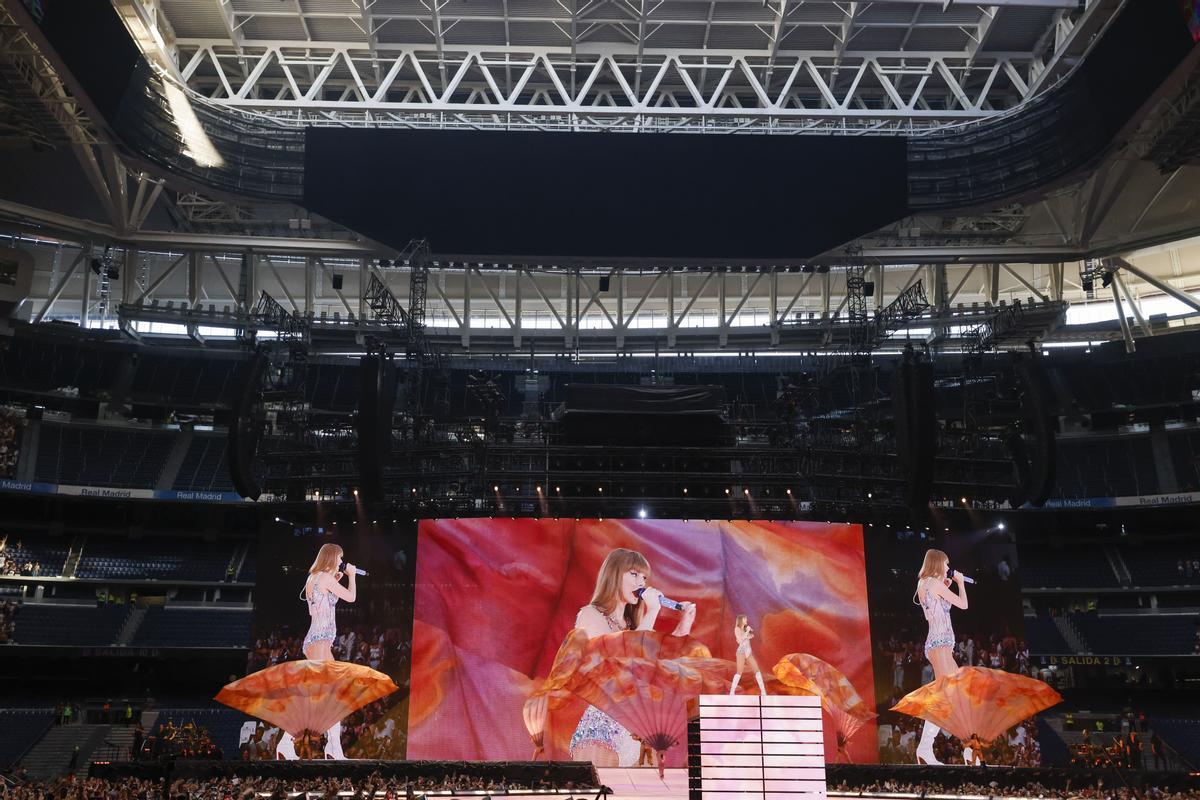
[[407, 518, 877, 765]]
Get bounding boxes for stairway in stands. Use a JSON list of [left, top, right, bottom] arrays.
[[20, 724, 110, 779], [114, 606, 148, 647], [1052, 615, 1090, 654]]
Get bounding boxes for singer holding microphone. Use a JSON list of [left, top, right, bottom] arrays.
[[569, 547, 697, 767], [913, 548, 969, 765], [277, 542, 358, 760]]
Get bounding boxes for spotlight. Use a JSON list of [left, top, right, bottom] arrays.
[[960, 497, 968, 504], [682, 488, 688, 494], [598, 487, 603, 493], [998, 522, 1006, 530], [743, 488, 750, 495], [638, 508, 647, 519], [536, 486, 542, 492], [274, 517, 280, 522], [786, 489, 792, 495], [725, 488, 731, 495], [352, 489, 359, 496], [493, 485, 499, 491]]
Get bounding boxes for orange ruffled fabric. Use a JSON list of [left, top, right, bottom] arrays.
[[524, 630, 733, 762], [890, 666, 1062, 745], [773, 652, 875, 763], [216, 660, 398, 737]]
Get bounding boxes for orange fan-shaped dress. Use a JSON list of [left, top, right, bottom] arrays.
[[773, 653, 875, 763], [890, 666, 1061, 748], [524, 629, 725, 773], [217, 660, 398, 742], [523, 628, 590, 758]]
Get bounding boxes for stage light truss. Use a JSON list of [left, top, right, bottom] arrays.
[[137, 0, 1117, 135], [169, 46, 1057, 134], [107, 256, 1066, 355]]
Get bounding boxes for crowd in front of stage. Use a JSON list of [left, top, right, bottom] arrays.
[[5, 773, 1200, 800]]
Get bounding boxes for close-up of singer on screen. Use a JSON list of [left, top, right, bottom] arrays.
[[567, 547, 697, 767]]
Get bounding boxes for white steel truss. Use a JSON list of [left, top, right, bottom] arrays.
[[135, 0, 1118, 134]]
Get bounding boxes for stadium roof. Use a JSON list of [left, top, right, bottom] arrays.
[[132, 0, 1121, 134]]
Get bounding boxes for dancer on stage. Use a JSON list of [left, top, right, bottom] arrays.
[[729, 615, 766, 695], [277, 542, 357, 760], [569, 547, 697, 767], [913, 548, 968, 765]]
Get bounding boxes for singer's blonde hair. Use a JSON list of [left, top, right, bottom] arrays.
[[917, 549, 949, 583], [735, 614, 750, 631], [309, 543, 343, 576], [589, 547, 651, 630]]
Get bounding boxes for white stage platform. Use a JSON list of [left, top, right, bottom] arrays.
[[597, 767, 689, 799]]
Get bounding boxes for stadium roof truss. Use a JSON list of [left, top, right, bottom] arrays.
[[130, 0, 1121, 134]]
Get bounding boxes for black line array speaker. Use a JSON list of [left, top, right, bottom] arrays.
[[894, 356, 936, 512], [1015, 357, 1057, 507], [357, 354, 397, 503], [227, 351, 268, 501], [1006, 427, 1033, 509]]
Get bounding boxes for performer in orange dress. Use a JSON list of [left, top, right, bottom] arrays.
[[277, 542, 358, 760], [913, 548, 967, 765], [568, 547, 697, 767]]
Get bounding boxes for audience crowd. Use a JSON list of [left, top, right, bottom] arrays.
[[830, 778, 1200, 799], [0, 772, 599, 800], [0, 598, 16, 644], [5, 774, 1199, 800], [0, 407, 22, 480], [0, 537, 47, 577]]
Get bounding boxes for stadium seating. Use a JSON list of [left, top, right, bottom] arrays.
[[1070, 613, 1198, 655], [1150, 718, 1200, 770], [171, 435, 234, 492], [0, 708, 56, 769], [1169, 431, 1200, 493], [74, 537, 238, 582], [11, 604, 129, 647], [1023, 611, 1071, 655], [35, 424, 174, 488], [1119, 541, 1200, 587], [130, 607, 253, 648], [1018, 543, 1119, 588], [1, 539, 70, 576], [130, 354, 242, 409]]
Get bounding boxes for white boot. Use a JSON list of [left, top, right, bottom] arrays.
[[275, 732, 297, 760], [963, 746, 974, 765], [754, 672, 767, 695], [323, 722, 345, 759], [915, 721, 942, 765], [729, 673, 742, 695]]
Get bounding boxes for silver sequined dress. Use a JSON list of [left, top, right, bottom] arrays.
[[303, 576, 338, 650], [918, 577, 955, 656]]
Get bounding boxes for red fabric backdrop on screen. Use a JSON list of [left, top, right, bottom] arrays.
[[408, 519, 878, 765]]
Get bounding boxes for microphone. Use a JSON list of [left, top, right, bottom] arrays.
[[342, 564, 368, 577], [634, 587, 685, 611], [948, 568, 975, 585]]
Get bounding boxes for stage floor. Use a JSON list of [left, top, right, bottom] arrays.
[[597, 768, 687, 799]]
